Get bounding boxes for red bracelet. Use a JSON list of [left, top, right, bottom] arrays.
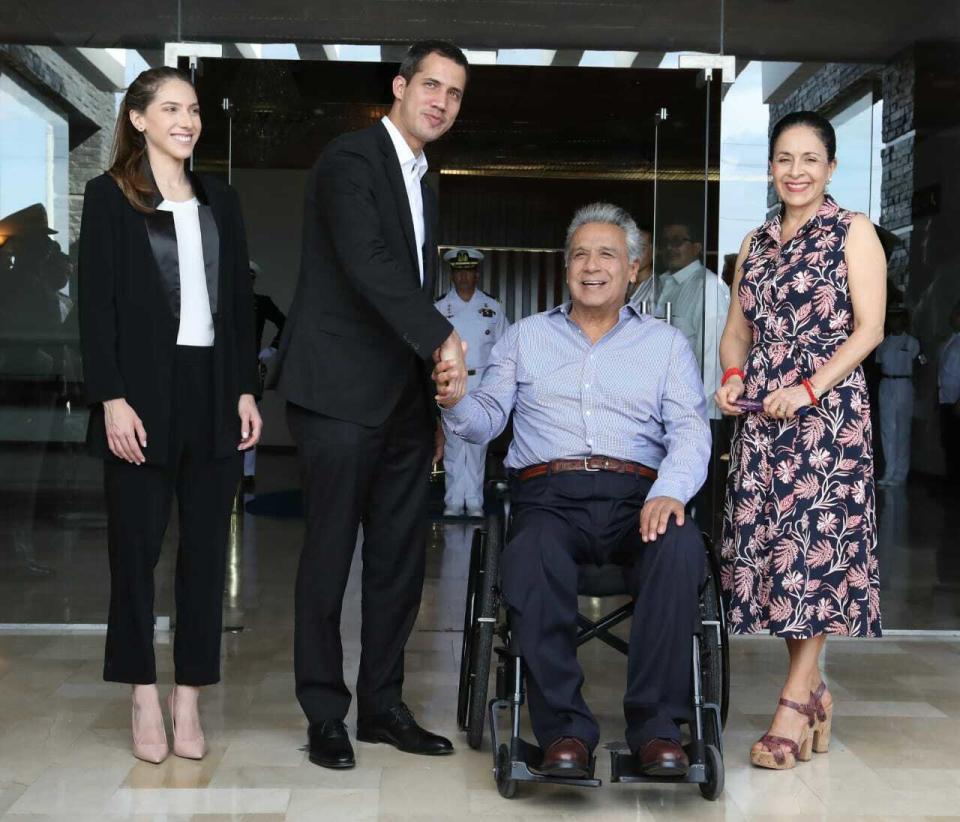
[[802, 378, 819, 406], [722, 368, 745, 386]]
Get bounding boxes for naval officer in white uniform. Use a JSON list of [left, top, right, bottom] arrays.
[[435, 248, 509, 516], [875, 310, 921, 485]]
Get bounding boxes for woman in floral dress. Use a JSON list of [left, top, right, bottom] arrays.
[[716, 112, 887, 769]]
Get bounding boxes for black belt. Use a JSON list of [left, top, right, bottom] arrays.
[[881, 374, 910, 379]]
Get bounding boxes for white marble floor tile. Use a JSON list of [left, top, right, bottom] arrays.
[[217, 729, 307, 769], [832, 700, 948, 718], [209, 763, 385, 791], [104, 786, 291, 815], [6, 762, 133, 815], [285, 787, 380, 820]]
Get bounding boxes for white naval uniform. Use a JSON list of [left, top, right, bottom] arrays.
[[435, 288, 509, 512], [655, 261, 730, 419], [628, 275, 656, 313], [875, 332, 920, 483]]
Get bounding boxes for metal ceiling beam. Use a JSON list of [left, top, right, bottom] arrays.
[[551, 50, 583, 67], [3, 1, 958, 62]]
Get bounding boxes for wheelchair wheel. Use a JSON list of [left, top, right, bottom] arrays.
[[457, 519, 502, 749], [495, 743, 518, 798], [699, 744, 724, 800], [457, 528, 485, 732], [699, 541, 730, 730], [465, 515, 501, 749]]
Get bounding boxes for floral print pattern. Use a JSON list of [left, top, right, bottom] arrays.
[[720, 196, 881, 638]]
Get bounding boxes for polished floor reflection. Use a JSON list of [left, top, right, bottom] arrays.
[[2, 478, 960, 819], [2, 452, 958, 629], [874, 475, 960, 629]]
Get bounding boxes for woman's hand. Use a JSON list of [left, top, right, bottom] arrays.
[[104, 398, 147, 464], [237, 394, 262, 450], [715, 377, 746, 416], [762, 385, 812, 420]]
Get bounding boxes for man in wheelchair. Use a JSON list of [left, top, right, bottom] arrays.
[[434, 203, 711, 780]]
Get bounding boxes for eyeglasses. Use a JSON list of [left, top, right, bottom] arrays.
[[662, 237, 693, 248]]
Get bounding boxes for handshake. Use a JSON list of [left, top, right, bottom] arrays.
[[432, 329, 469, 408]]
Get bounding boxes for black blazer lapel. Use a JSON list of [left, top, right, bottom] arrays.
[[422, 183, 437, 296], [189, 171, 220, 319], [376, 122, 420, 282], [144, 209, 181, 318], [197, 204, 220, 318], [141, 168, 221, 321]]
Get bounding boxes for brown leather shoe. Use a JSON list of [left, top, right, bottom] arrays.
[[536, 736, 590, 778], [636, 738, 689, 777]]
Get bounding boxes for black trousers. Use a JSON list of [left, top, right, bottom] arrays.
[[691, 418, 730, 538], [501, 470, 705, 754], [103, 346, 241, 686], [941, 404, 960, 483], [287, 361, 433, 723]]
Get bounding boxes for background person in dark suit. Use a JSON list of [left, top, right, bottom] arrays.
[[243, 259, 286, 489], [273, 40, 469, 769], [78, 67, 261, 765]]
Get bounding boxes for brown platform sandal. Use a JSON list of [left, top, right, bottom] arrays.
[[808, 681, 833, 754], [750, 690, 820, 770]]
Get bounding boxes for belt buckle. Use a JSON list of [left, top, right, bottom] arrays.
[[583, 457, 600, 472]]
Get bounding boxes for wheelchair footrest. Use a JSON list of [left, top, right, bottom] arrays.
[[508, 738, 601, 788], [609, 746, 708, 785]]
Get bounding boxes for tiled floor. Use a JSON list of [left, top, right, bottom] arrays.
[[2, 495, 960, 820]]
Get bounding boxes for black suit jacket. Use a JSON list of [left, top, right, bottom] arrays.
[[78, 171, 258, 464], [273, 121, 453, 426]]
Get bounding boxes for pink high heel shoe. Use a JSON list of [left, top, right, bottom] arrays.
[[132, 698, 168, 764], [167, 685, 206, 760]]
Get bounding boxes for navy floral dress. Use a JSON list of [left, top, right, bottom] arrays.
[[720, 195, 881, 638]]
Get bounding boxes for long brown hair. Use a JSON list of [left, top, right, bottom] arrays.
[[108, 67, 194, 213]]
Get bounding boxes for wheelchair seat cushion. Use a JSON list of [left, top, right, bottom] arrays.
[[577, 563, 630, 597]]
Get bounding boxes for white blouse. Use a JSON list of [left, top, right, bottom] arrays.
[[158, 197, 215, 346]]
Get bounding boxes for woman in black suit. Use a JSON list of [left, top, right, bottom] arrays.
[[78, 67, 261, 763]]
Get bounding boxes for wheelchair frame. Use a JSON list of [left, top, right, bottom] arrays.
[[456, 486, 729, 800]]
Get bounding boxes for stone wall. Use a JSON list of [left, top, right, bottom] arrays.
[[766, 54, 916, 290], [0, 44, 115, 248]]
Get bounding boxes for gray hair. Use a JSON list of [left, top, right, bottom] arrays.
[[564, 202, 642, 264]]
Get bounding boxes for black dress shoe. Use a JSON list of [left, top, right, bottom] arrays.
[[356, 703, 453, 756], [635, 738, 689, 777], [308, 719, 355, 769]]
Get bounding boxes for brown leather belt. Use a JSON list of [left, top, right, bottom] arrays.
[[517, 456, 658, 482]]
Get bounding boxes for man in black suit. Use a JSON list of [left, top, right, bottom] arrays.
[[274, 41, 469, 769]]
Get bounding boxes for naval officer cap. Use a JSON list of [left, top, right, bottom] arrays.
[[443, 247, 484, 268]]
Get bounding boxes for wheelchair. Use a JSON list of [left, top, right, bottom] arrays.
[[456, 482, 729, 800]]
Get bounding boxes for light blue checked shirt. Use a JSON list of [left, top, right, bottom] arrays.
[[442, 302, 711, 504]]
